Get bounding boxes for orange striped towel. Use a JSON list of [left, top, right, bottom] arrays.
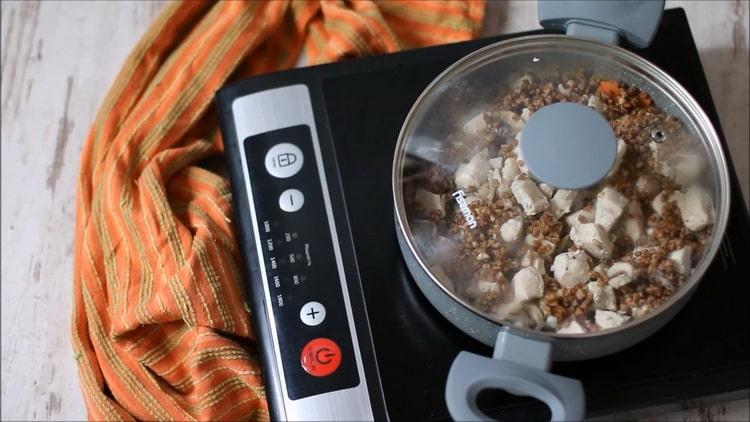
[[72, 1, 484, 420]]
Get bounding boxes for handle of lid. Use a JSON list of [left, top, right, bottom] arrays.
[[538, 0, 665, 48], [445, 330, 585, 421]]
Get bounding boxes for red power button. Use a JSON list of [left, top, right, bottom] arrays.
[[300, 338, 341, 377]]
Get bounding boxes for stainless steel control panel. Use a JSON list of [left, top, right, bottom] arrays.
[[231, 85, 373, 420]]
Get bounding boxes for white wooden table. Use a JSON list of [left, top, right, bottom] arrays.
[[1, 1, 747, 420]]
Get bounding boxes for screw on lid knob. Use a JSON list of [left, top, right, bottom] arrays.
[[520, 103, 616, 189]]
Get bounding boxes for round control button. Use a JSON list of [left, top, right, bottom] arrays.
[[279, 189, 304, 212], [301, 338, 341, 377], [265, 143, 303, 178], [299, 301, 326, 326]]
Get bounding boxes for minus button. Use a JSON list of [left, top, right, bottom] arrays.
[[279, 189, 304, 213]]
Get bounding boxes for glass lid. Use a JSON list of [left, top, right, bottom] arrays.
[[394, 36, 729, 336]]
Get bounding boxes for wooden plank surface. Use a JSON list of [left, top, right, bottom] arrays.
[[1, 2, 166, 420], [1, 1, 747, 421]]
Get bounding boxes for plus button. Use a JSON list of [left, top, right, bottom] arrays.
[[299, 301, 326, 326]]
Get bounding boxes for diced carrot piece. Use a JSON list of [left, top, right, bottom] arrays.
[[638, 92, 653, 106], [597, 80, 621, 98]]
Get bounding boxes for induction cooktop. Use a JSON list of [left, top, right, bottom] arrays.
[[216, 8, 750, 421]]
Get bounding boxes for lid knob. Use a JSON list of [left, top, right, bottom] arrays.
[[520, 103, 616, 189]]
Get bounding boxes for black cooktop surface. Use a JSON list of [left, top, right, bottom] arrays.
[[318, 8, 749, 420]]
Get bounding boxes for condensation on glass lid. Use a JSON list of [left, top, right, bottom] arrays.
[[402, 65, 716, 335]]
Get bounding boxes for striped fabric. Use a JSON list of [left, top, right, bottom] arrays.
[[71, 1, 484, 420]]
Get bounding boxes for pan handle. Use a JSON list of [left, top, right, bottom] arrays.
[[445, 330, 584, 421]]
